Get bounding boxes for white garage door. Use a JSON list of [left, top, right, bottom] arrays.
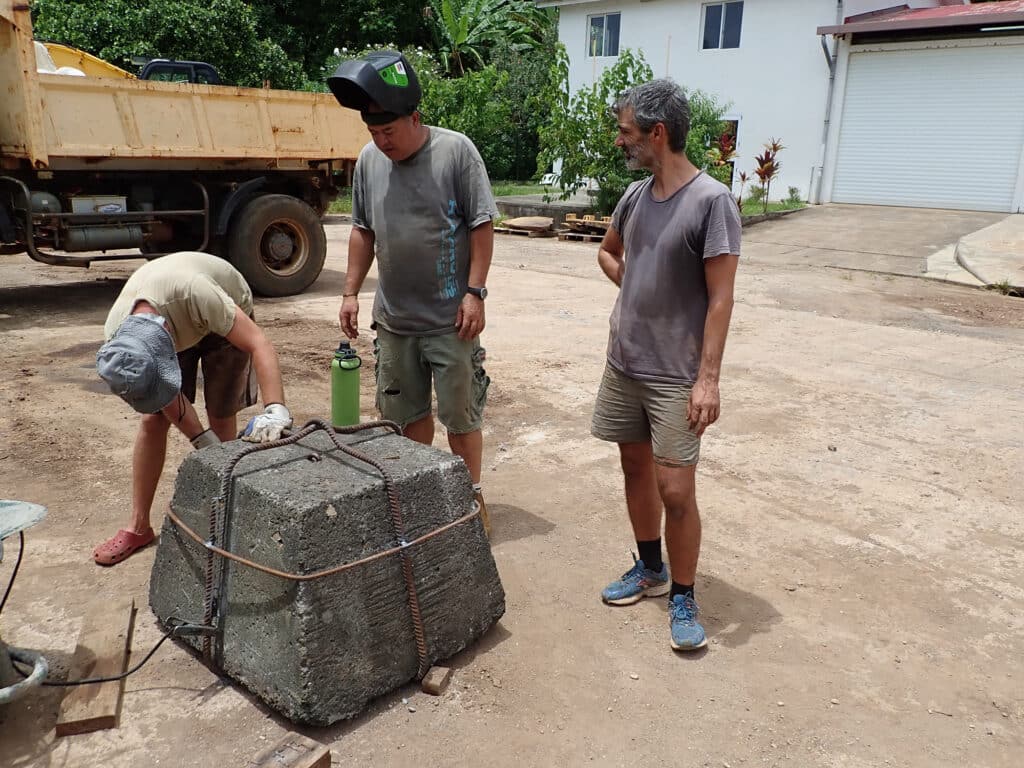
[[833, 43, 1024, 212]]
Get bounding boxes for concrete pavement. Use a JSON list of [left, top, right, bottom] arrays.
[[742, 204, 1004, 277], [955, 214, 1024, 292], [741, 203, 1024, 294]]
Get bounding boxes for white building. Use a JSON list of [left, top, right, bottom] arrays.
[[540, 0, 1024, 212]]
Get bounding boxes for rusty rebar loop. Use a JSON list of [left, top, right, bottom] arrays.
[[201, 420, 326, 656], [192, 419, 437, 677]]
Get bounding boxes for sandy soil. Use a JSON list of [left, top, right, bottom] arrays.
[[1, 220, 1022, 767]]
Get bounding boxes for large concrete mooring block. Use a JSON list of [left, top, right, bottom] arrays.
[[149, 427, 504, 725]]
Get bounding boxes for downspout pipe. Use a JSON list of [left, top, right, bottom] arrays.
[[813, 2, 844, 204]]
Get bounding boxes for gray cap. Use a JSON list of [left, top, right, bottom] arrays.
[[96, 314, 180, 414]]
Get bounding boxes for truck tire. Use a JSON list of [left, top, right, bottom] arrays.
[[227, 194, 326, 297]]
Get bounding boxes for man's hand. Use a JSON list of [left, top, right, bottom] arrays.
[[456, 294, 485, 340], [241, 404, 292, 443], [687, 377, 721, 437], [339, 295, 359, 339]]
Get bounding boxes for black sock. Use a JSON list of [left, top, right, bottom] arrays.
[[636, 539, 663, 572], [670, 582, 694, 600]]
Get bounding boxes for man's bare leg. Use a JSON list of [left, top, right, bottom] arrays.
[[128, 413, 171, 533], [656, 462, 706, 650], [619, 441, 663, 541], [655, 463, 700, 585], [447, 429, 482, 484], [402, 414, 435, 446], [600, 442, 668, 604], [209, 414, 237, 442]]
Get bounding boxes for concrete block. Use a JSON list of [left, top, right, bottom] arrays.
[[149, 427, 504, 725]]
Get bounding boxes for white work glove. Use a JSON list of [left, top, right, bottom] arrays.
[[241, 404, 292, 443], [190, 429, 221, 450]]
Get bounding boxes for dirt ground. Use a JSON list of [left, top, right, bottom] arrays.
[[1, 216, 1022, 767]]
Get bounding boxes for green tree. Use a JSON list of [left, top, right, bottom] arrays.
[[537, 47, 731, 214], [537, 48, 653, 214], [425, 0, 549, 75], [249, 1, 432, 86], [488, 19, 559, 180], [420, 65, 515, 178], [33, 0, 305, 88]]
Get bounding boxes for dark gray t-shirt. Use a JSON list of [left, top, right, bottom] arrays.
[[352, 126, 497, 335], [607, 172, 742, 384]]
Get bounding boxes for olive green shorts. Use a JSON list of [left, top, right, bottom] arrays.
[[373, 326, 489, 434], [591, 363, 701, 467]]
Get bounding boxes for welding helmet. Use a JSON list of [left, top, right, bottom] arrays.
[[327, 51, 421, 125]]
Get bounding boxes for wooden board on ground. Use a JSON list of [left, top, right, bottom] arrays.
[[247, 732, 331, 768], [557, 231, 604, 243], [564, 213, 611, 233], [501, 216, 553, 232], [55, 597, 136, 737], [495, 226, 556, 238]]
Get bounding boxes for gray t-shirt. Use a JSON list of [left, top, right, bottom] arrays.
[[607, 172, 742, 384], [352, 126, 497, 335]]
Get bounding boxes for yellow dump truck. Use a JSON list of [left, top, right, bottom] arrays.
[[0, 2, 368, 295]]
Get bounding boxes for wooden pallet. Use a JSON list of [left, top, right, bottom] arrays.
[[495, 226, 556, 238], [557, 231, 604, 243], [564, 213, 611, 233]]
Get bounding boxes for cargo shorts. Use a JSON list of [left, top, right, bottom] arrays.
[[591, 363, 701, 467], [373, 326, 489, 434], [177, 332, 257, 419]]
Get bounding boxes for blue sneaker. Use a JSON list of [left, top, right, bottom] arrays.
[[601, 555, 670, 605], [669, 594, 707, 651]]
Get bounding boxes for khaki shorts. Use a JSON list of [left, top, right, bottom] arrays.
[[373, 326, 489, 434], [177, 332, 257, 419], [591, 363, 701, 466]]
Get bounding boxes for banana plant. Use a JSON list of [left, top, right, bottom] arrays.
[[427, 0, 548, 75]]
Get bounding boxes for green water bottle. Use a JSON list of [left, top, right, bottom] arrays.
[[331, 341, 362, 427]]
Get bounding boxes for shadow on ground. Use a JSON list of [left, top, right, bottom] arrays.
[[0, 279, 126, 331]]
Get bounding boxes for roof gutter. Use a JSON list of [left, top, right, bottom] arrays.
[[818, 11, 1024, 36]]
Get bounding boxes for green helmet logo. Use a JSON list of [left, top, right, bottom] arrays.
[[379, 62, 409, 88]]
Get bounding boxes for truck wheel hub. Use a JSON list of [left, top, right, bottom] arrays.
[[267, 231, 294, 261]]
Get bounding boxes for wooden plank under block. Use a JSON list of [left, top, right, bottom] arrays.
[[247, 732, 332, 768], [55, 597, 136, 737], [420, 665, 452, 696]]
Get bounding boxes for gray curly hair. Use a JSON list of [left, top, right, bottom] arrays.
[[612, 79, 690, 153]]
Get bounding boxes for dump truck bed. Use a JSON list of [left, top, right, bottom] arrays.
[[0, 2, 367, 172]]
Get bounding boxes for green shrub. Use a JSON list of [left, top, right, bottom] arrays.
[[537, 47, 730, 215]]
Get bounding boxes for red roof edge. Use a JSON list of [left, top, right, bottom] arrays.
[[819, 2, 1024, 36]]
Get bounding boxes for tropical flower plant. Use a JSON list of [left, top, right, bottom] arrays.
[[753, 138, 784, 214]]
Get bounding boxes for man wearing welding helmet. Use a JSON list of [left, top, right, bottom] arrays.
[[328, 52, 497, 534]]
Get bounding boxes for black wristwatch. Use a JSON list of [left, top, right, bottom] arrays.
[[467, 286, 488, 300]]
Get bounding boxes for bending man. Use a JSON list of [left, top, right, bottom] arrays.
[[94, 251, 292, 565]]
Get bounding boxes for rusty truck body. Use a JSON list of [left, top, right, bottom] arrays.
[[0, 1, 368, 295]]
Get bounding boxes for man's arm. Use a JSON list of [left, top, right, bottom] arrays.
[[598, 227, 625, 286], [456, 220, 493, 340], [688, 254, 739, 436], [340, 225, 375, 339], [224, 307, 285, 405]]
